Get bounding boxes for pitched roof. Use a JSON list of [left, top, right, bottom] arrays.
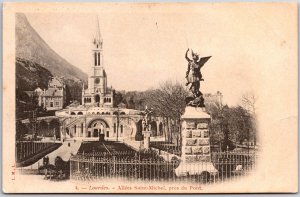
[[42, 88, 63, 97]]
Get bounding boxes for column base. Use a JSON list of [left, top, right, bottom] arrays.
[[175, 161, 218, 177]]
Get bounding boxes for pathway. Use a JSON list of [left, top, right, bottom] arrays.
[[22, 139, 82, 170]]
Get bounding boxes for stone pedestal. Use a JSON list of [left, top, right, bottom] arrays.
[[143, 130, 152, 150], [175, 106, 217, 176]]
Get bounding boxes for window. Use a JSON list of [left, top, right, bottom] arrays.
[[120, 125, 123, 134], [50, 102, 53, 107], [55, 102, 59, 106], [114, 123, 116, 134], [98, 53, 101, 65], [94, 52, 97, 66]]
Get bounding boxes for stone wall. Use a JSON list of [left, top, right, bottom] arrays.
[[181, 118, 211, 163]]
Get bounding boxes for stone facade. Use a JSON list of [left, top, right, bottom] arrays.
[[37, 77, 66, 111], [175, 106, 217, 176], [52, 18, 167, 142], [81, 18, 113, 107]]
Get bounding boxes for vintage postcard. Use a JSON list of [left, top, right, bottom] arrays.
[[2, 2, 298, 193]]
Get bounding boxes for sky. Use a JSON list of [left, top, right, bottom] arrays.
[[24, 3, 296, 106]]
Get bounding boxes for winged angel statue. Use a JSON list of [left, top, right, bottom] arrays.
[[185, 48, 211, 107]]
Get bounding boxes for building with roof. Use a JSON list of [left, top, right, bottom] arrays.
[[52, 18, 166, 142], [203, 91, 223, 107], [36, 77, 66, 111]]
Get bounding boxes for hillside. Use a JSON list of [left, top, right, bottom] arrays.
[[16, 57, 53, 91], [15, 13, 87, 82]]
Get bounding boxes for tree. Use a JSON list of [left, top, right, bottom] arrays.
[[241, 92, 257, 115], [240, 92, 258, 145], [144, 80, 188, 142], [206, 99, 255, 151], [113, 91, 124, 108], [16, 120, 29, 140]]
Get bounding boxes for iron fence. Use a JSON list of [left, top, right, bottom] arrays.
[[70, 150, 258, 184], [150, 141, 181, 156], [16, 141, 61, 162]]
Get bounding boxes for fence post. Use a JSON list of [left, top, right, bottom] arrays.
[[113, 155, 116, 175]]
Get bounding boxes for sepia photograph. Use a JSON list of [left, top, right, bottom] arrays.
[[2, 2, 298, 193]]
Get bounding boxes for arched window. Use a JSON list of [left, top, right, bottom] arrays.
[[97, 112, 100, 115], [101, 112, 105, 115], [98, 53, 101, 66], [94, 52, 97, 66], [77, 112, 83, 115], [106, 112, 110, 115], [120, 112, 126, 115], [70, 112, 76, 115], [114, 123, 116, 134], [120, 125, 123, 134]]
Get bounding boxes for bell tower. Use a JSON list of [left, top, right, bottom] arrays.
[[93, 16, 103, 68], [88, 16, 107, 96], [83, 16, 113, 107]]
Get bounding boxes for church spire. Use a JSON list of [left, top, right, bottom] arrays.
[[93, 16, 103, 47]]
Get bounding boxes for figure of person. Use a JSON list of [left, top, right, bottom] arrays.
[[143, 106, 153, 131], [142, 119, 146, 131], [43, 156, 49, 179], [185, 48, 211, 87]]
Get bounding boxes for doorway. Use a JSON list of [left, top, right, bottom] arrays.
[[95, 94, 100, 103]]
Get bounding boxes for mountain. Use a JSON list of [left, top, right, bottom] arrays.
[[15, 13, 87, 82], [16, 57, 53, 91]]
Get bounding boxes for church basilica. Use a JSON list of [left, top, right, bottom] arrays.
[[55, 19, 165, 142]]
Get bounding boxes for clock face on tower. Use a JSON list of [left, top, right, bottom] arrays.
[[94, 77, 100, 84]]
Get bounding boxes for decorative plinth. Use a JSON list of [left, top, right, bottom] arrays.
[[175, 106, 218, 176], [143, 130, 152, 150]]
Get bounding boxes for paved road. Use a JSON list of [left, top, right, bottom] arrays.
[[22, 140, 82, 169]]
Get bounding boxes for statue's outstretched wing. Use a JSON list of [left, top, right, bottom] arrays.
[[198, 56, 212, 68]]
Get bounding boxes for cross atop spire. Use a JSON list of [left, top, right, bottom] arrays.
[[93, 16, 103, 48]]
